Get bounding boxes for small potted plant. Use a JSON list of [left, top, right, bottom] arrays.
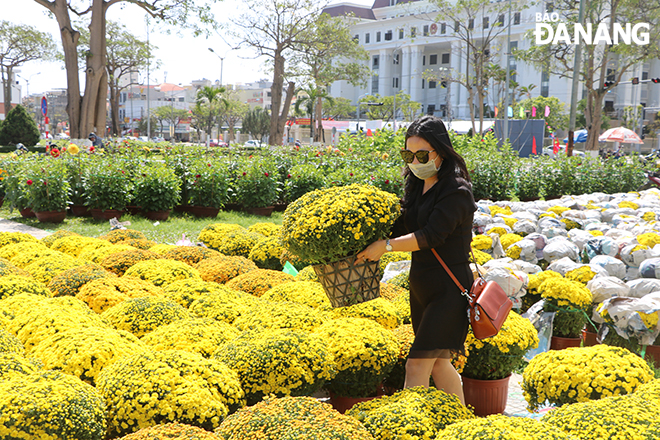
[[24, 160, 70, 223], [133, 164, 181, 221], [64, 149, 91, 216], [83, 159, 133, 220], [461, 310, 538, 416], [283, 163, 326, 204], [187, 160, 228, 218], [2, 161, 34, 217], [234, 156, 280, 216]]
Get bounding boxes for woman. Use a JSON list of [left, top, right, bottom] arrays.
[[356, 115, 476, 404]]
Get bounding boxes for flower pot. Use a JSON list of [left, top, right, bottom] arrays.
[[313, 254, 381, 308], [461, 375, 511, 417], [174, 205, 191, 213], [223, 203, 242, 212], [244, 206, 275, 217], [274, 203, 288, 212], [188, 206, 220, 218], [143, 210, 171, 221], [645, 345, 660, 367], [34, 210, 67, 223], [19, 207, 35, 218], [70, 205, 91, 217], [90, 208, 124, 221], [125, 205, 142, 216], [551, 336, 582, 350], [581, 329, 600, 347], [328, 390, 385, 414]]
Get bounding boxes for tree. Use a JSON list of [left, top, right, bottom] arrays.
[[516, 0, 660, 151], [33, 0, 218, 139], [77, 20, 157, 136], [152, 106, 171, 138], [218, 91, 248, 143], [293, 12, 369, 142], [294, 85, 334, 141], [0, 21, 56, 116], [358, 92, 421, 122], [426, 0, 518, 136], [0, 105, 41, 147], [322, 96, 353, 120], [242, 107, 271, 143], [195, 85, 226, 143], [163, 107, 189, 141], [230, 0, 330, 146], [136, 115, 157, 138], [514, 96, 569, 136]]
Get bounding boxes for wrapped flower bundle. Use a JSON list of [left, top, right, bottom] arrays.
[[97, 350, 245, 438], [225, 270, 295, 298], [347, 386, 474, 439], [280, 184, 400, 264], [214, 329, 335, 405], [538, 277, 593, 338], [314, 317, 399, 398], [215, 396, 374, 440], [462, 311, 539, 381], [595, 293, 660, 346], [102, 296, 193, 337], [522, 345, 653, 411]]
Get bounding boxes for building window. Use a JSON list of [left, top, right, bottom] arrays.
[[427, 104, 435, 115], [411, 27, 417, 38], [372, 76, 379, 95], [541, 69, 549, 97], [429, 80, 437, 89], [468, 19, 474, 30], [514, 12, 521, 25], [385, 30, 392, 41], [643, 71, 649, 80], [441, 23, 446, 34], [604, 100, 615, 112], [393, 77, 399, 88], [373, 55, 379, 69], [365, 33, 370, 43], [483, 17, 489, 28], [422, 79, 425, 89], [497, 14, 505, 26], [429, 54, 438, 65], [393, 53, 400, 65], [441, 53, 450, 64], [399, 29, 404, 39], [422, 55, 426, 66], [454, 21, 460, 32], [376, 31, 381, 42], [423, 25, 429, 36], [354, 34, 359, 42]]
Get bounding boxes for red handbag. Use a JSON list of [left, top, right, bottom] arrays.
[[432, 249, 513, 340]]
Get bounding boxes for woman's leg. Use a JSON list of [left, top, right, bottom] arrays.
[[431, 357, 465, 405], [404, 357, 435, 388]]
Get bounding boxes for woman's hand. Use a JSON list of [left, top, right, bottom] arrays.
[[356, 240, 387, 263]]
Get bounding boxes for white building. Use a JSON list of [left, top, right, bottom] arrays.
[[323, 0, 660, 126], [0, 70, 23, 120]]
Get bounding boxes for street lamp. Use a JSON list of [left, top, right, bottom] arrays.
[[208, 48, 224, 86]]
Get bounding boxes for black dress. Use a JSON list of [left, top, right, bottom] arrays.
[[392, 163, 477, 359]]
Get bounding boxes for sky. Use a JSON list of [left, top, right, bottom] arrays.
[[1, 0, 374, 97]]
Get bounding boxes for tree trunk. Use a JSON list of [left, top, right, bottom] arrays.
[[477, 88, 485, 137], [109, 82, 120, 136], [52, 0, 82, 139], [467, 87, 476, 136], [269, 49, 285, 145], [276, 82, 295, 146], [315, 96, 323, 143], [2, 66, 12, 117], [586, 92, 605, 151], [80, 0, 108, 137]]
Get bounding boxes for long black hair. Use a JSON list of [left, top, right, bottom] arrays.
[[401, 115, 471, 209]]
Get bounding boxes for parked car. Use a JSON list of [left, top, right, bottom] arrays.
[[542, 145, 585, 158], [209, 139, 228, 148], [138, 136, 150, 142], [152, 137, 165, 143], [55, 133, 70, 140], [243, 140, 261, 150]]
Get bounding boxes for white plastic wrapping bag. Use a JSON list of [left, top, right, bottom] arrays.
[[586, 276, 631, 303], [547, 256, 582, 275], [513, 220, 537, 236], [525, 233, 548, 260], [522, 300, 554, 362], [594, 293, 660, 346], [568, 229, 597, 251], [626, 278, 660, 298], [510, 260, 543, 275], [506, 239, 538, 264], [589, 255, 626, 279], [538, 217, 565, 231], [382, 260, 411, 284], [482, 266, 527, 300], [601, 208, 638, 223], [620, 243, 652, 268], [584, 236, 619, 260], [473, 213, 492, 235], [543, 238, 580, 262], [639, 257, 660, 279]]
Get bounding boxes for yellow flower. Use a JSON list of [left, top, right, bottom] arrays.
[[67, 144, 80, 155]]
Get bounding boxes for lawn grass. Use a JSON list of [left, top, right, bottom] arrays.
[[0, 205, 284, 243]]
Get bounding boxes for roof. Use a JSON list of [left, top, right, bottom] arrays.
[[157, 83, 185, 92], [372, 0, 420, 8], [322, 3, 376, 19]]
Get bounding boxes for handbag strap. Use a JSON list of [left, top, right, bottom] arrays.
[[431, 248, 472, 302]]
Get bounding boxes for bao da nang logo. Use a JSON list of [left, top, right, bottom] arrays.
[[535, 13, 650, 45]]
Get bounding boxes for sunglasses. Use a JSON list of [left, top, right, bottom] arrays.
[[400, 149, 436, 164]]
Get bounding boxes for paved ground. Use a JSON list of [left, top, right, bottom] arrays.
[[0, 218, 51, 239]]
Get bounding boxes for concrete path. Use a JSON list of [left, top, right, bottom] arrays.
[[0, 218, 51, 239]]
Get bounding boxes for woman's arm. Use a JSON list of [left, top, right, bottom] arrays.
[[356, 232, 420, 262]]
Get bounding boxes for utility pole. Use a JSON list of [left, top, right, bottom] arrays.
[[146, 16, 151, 139], [503, 0, 512, 144], [567, 0, 586, 157]]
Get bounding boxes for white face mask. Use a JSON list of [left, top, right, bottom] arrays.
[[408, 158, 440, 180]]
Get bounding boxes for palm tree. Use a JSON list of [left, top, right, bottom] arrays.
[[294, 85, 333, 143], [195, 85, 226, 146]]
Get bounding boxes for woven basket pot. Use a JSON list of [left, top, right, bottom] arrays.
[[313, 254, 380, 308]]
